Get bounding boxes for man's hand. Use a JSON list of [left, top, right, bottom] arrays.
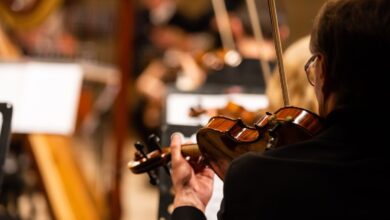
[[170, 133, 214, 212]]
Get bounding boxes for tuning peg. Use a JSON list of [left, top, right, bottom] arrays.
[[134, 151, 144, 161], [134, 141, 148, 158], [147, 134, 171, 176], [147, 134, 162, 153], [133, 141, 160, 185], [147, 170, 159, 186]]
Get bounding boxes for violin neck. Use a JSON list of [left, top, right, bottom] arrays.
[[154, 143, 200, 157], [180, 143, 201, 158], [128, 143, 202, 174]]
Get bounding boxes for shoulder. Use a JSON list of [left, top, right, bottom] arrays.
[[224, 136, 335, 181]]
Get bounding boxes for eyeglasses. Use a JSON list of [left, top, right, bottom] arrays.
[[304, 54, 319, 86]]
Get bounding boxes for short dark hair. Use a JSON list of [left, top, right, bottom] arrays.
[[310, 0, 390, 104]]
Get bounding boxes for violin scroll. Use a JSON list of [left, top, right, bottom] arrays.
[[128, 137, 206, 184]]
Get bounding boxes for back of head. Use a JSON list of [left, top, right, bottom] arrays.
[[310, 0, 390, 107]]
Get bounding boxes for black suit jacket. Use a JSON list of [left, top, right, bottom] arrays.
[[172, 108, 390, 219]]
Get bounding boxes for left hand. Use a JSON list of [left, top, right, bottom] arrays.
[[170, 133, 214, 212]]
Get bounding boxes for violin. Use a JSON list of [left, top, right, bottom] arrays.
[[128, 106, 323, 180], [189, 101, 261, 125]]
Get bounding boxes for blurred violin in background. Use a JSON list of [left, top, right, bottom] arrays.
[[189, 100, 261, 125]]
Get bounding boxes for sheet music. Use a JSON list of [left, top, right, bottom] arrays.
[[166, 93, 269, 126], [0, 61, 83, 135]]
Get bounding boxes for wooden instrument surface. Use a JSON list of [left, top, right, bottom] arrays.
[[0, 0, 62, 29], [27, 134, 101, 220]]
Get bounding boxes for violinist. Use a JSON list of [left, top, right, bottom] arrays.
[[169, 0, 390, 219]]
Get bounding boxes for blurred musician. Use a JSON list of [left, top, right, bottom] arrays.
[[133, 0, 288, 140], [266, 35, 317, 113], [202, 0, 288, 92], [133, 0, 216, 140]]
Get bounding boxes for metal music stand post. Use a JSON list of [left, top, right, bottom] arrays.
[[0, 103, 13, 190]]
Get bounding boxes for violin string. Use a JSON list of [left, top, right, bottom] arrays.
[[267, 0, 290, 106], [246, 0, 272, 86]]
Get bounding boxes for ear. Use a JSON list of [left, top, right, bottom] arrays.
[[316, 54, 327, 86], [317, 53, 333, 99]]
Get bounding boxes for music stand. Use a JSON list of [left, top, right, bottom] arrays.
[[0, 103, 12, 190]]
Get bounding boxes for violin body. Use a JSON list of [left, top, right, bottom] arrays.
[[197, 106, 323, 180]]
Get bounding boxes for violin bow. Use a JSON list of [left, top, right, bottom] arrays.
[[245, 0, 272, 86], [210, 0, 236, 52], [267, 0, 290, 106], [210, 0, 242, 67]]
